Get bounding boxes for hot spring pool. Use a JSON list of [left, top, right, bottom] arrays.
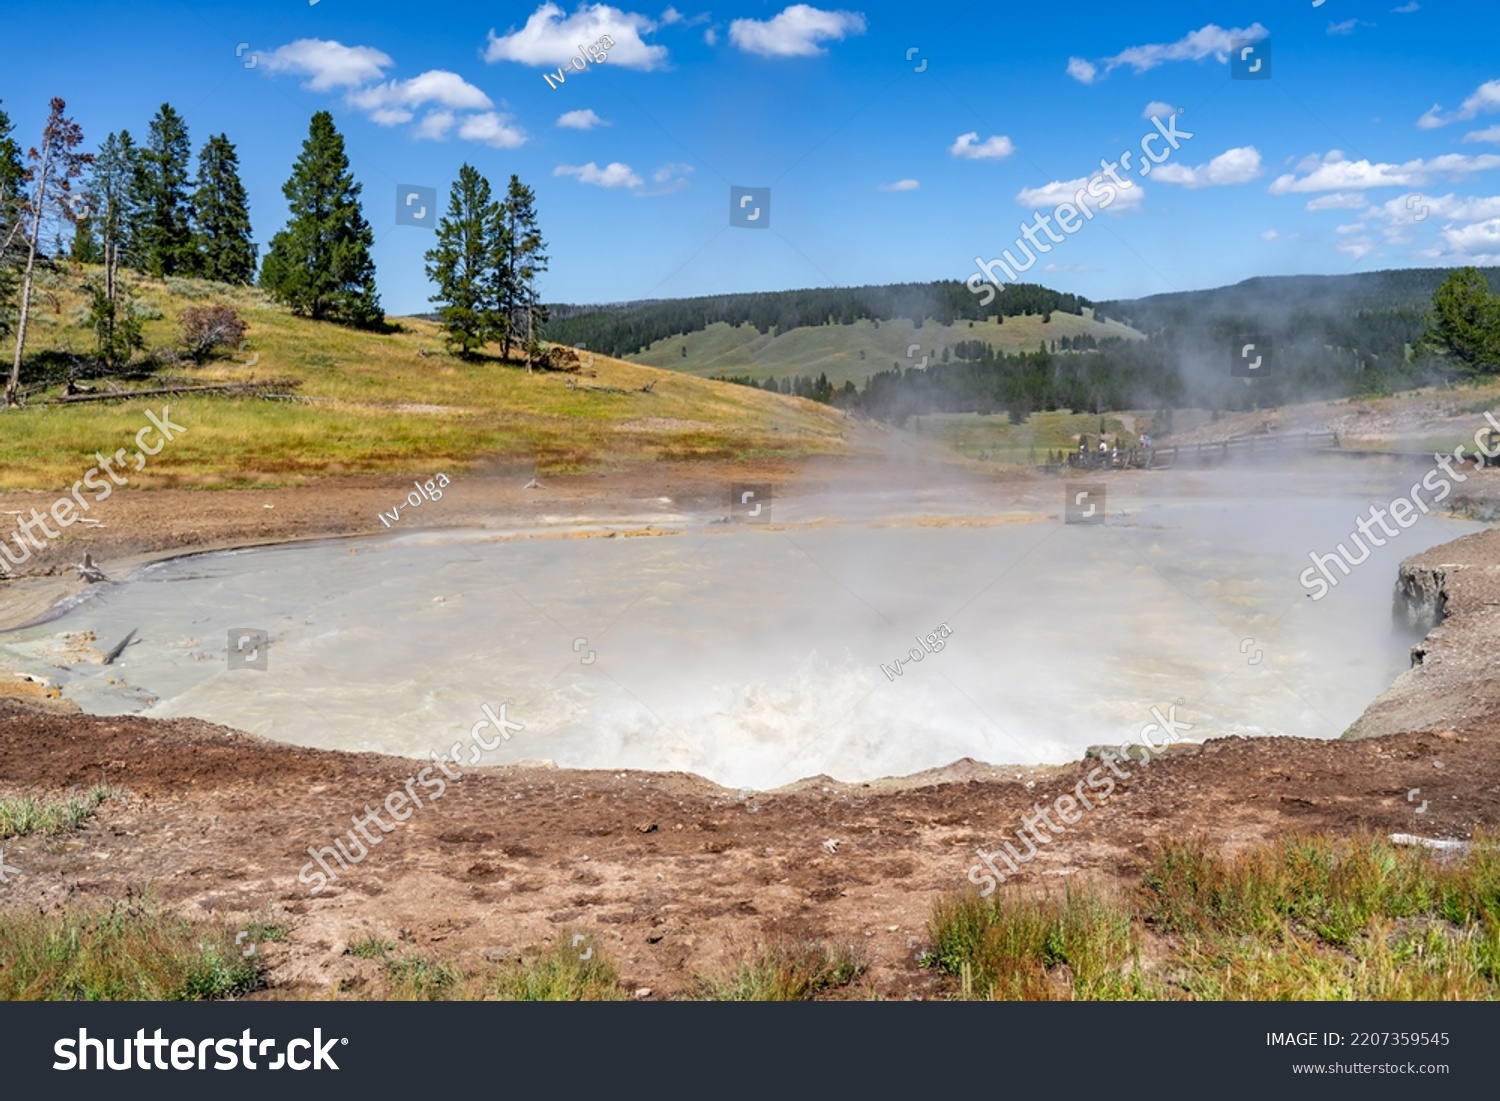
[[0, 473, 1479, 789]]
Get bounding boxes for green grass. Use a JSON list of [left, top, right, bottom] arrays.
[[926, 886, 1145, 1000], [483, 937, 626, 1001], [347, 935, 395, 960], [0, 785, 115, 838], [693, 938, 867, 1000], [629, 311, 1145, 388], [243, 918, 289, 945], [357, 936, 626, 1001], [0, 898, 260, 1000], [0, 267, 851, 491], [926, 832, 1500, 1000]]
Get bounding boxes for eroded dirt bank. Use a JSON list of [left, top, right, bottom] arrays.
[[0, 459, 1496, 998], [0, 699, 1487, 998]]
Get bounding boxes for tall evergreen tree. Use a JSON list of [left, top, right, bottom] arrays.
[[260, 111, 382, 327], [500, 174, 547, 366], [1420, 267, 1500, 373], [131, 104, 195, 277], [80, 132, 150, 368], [191, 134, 255, 284], [83, 132, 139, 293], [70, 212, 102, 264], [424, 163, 506, 357]]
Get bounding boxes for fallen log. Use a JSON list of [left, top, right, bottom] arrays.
[[563, 378, 658, 395], [47, 378, 302, 404]]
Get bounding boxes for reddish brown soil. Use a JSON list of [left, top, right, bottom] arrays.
[[0, 459, 1496, 999]]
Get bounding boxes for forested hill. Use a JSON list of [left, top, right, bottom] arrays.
[[1101, 268, 1500, 334], [543, 281, 1091, 358]]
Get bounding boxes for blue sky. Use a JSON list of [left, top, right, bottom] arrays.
[[5, 1, 1500, 314]]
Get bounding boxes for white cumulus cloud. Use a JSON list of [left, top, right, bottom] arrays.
[[557, 109, 609, 129], [879, 178, 919, 191], [259, 39, 392, 90], [950, 132, 1014, 160], [486, 3, 669, 71], [1151, 146, 1262, 188], [1068, 23, 1269, 82], [1416, 78, 1500, 128], [555, 161, 644, 188], [260, 40, 519, 149], [1017, 175, 1145, 213], [1066, 57, 1098, 84], [729, 4, 866, 58], [1305, 191, 1369, 210], [1142, 101, 1177, 119], [457, 112, 528, 148], [412, 111, 456, 140], [347, 70, 492, 125], [1269, 151, 1500, 193]]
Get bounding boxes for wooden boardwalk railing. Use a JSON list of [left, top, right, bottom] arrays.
[[1047, 431, 1342, 472]]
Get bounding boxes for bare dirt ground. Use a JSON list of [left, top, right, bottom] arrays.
[[1, 455, 1498, 999]]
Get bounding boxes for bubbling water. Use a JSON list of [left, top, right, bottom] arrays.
[[0, 469, 1478, 789]]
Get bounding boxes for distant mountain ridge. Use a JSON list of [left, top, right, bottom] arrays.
[[542, 281, 1091, 358], [543, 267, 1500, 352], [1101, 267, 1500, 327]]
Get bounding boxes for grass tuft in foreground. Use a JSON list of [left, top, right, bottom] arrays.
[[0, 897, 260, 1000], [926, 885, 1144, 1000], [349, 935, 626, 1001], [0, 786, 116, 838], [925, 832, 1500, 1000], [694, 938, 868, 1001]]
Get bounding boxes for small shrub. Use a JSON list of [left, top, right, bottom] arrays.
[[180, 305, 248, 364]]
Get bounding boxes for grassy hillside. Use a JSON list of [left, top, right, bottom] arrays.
[[0, 266, 851, 491], [625, 309, 1145, 387]]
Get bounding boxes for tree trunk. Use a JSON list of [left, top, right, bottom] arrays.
[[7, 150, 54, 408]]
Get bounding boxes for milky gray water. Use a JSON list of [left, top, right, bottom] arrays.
[[0, 469, 1480, 789]]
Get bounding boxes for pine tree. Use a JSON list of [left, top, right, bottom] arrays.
[[260, 111, 382, 327], [191, 134, 255, 285], [85, 132, 140, 298], [424, 164, 505, 357], [1420, 267, 1500, 373], [70, 213, 101, 263], [132, 104, 196, 278], [500, 175, 548, 367]]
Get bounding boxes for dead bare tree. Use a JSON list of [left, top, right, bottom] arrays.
[[6, 98, 92, 408]]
